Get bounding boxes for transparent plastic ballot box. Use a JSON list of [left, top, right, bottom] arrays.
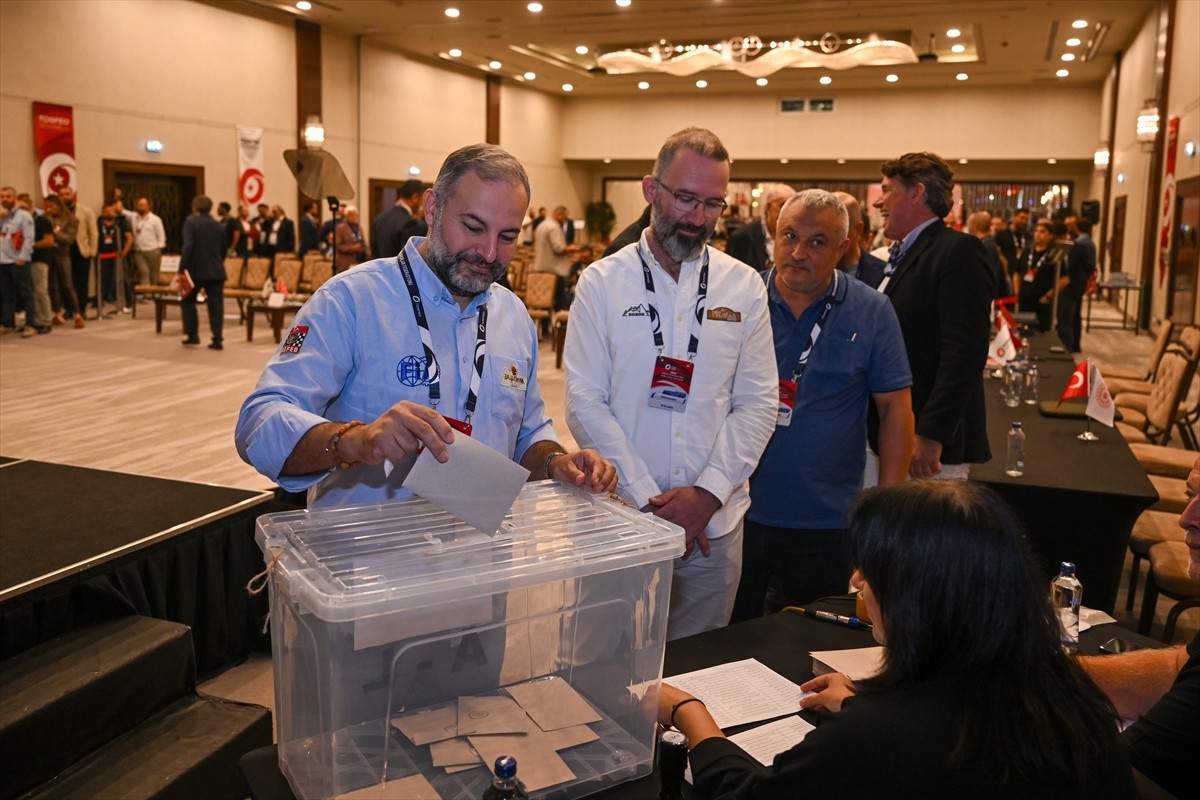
[[255, 480, 684, 799]]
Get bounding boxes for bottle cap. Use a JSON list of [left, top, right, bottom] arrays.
[[1059, 561, 1076, 576], [1011, 421, 1022, 429], [494, 755, 517, 779]]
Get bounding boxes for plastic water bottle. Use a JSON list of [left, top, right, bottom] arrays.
[[483, 755, 529, 800], [1023, 362, 1040, 405], [1005, 422, 1025, 477], [1051, 562, 1083, 652], [658, 729, 689, 800]]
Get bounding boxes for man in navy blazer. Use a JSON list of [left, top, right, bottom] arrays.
[[834, 191, 886, 289], [725, 183, 794, 271], [871, 153, 995, 478]]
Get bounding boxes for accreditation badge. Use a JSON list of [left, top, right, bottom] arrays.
[[777, 379, 797, 427], [647, 355, 694, 412]]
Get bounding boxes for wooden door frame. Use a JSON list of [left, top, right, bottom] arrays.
[[102, 160, 204, 202], [1166, 175, 1200, 326]]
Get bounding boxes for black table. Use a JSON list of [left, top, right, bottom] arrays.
[[971, 338, 1158, 612], [240, 597, 1157, 799]]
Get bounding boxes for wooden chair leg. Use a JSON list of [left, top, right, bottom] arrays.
[[1138, 577, 1161, 636], [1126, 553, 1143, 612], [1163, 599, 1200, 642]]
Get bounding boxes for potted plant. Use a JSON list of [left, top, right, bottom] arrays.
[[585, 200, 617, 244]]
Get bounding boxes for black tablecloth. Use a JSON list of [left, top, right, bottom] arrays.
[[240, 598, 1158, 800], [971, 337, 1158, 612]]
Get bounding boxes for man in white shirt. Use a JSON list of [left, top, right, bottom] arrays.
[[564, 127, 778, 640], [533, 205, 577, 309], [130, 197, 166, 286]]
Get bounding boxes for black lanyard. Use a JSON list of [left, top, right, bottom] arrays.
[[637, 245, 709, 359], [1025, 248, 1051, 277], [776, 269, 839, 381], [397, 250, 487, 421]]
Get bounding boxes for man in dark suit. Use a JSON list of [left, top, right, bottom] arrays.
[[299, 201, 320, 257], [561, 209, 576, 245], [180, 195, 227, 350], [270, 205, 296, 256], [872, 152, 995, 478], [834, 191, 886, 289], [371, 179, 424, 259], [725, 183, 794, 271], [994, 208, 1030, 277], [1060, 216, 1096, 353]]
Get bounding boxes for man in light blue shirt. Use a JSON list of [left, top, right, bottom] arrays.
[[236, 144, 615, 509]]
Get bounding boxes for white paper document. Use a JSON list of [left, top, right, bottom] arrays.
[[401, 434, 530, 535], [809, 647, 884, 681], [664, 658, 810, 729], [685, 715, 815, 785]]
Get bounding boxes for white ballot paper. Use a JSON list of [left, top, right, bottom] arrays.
[[402, 434, 530, 535], [684, 715, 815, 785], [665, 658, 810, 729], [810, 647, 884, 682]]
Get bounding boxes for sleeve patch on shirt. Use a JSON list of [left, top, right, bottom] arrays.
[[501, 364, 528, 391], [707, 307, 742, 322], [282, 325, 309, 354]]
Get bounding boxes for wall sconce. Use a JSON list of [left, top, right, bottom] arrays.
[[1093, 145, 1110, 169], [1185, 141, 1197, 158], [302, 115, 325, 149], [1136, 106, 1159, 143]]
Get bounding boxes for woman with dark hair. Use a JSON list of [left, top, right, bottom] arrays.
[[658, 481, 1137, 798]]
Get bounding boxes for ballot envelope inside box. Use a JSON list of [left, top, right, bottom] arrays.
[[256, 480, 684, 799]]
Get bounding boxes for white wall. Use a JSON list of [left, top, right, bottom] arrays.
[[0, 0, 295, 211]]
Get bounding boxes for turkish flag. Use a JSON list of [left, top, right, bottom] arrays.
[[1058, 360, 1089, 406], [994, 305, 1023, 351]]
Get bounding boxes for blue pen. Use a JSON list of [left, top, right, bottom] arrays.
[[789, 606, 872, 629]]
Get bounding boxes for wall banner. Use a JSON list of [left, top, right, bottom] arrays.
[[32, 102, 76, 197], [1158, 115, 1180, 288], [237, 125, 265, 208]]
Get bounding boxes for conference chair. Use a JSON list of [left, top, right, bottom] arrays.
[[1117, 348, 1195, 450], [1140, 540, 1200, 641], [523, 272, 555, 338], [1105, 319, 1175, 395], [274, 258, 303, 295], [1125, 509, 1186, 612], [299, 256, 333, 294]]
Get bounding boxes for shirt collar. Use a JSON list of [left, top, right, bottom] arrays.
[[404, 236, 492, 314], [899, 216, 939, 254], [637, 228, 706, 282], [767, 266, 846, 313]]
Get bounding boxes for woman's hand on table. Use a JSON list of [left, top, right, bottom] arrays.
[[799, 673, 857, 713]]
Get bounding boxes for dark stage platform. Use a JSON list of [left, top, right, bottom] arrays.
[[0, 459, 292, 676]]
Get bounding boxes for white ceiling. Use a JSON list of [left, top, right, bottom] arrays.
[[226, 0, 1156, 97]]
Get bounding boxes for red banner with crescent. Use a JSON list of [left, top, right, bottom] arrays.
[[237, 125, 265, 207], [1158, 115, 1179, 287], [32, 102, 77, 198]]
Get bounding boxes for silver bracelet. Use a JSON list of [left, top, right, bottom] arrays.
[[542, 449, 566, 480]]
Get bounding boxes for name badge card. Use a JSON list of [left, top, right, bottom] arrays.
[[648, 355, 694, 412], [777, 379, 797, 427]]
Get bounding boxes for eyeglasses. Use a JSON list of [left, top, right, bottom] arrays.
[[653, 178, 728, 219]]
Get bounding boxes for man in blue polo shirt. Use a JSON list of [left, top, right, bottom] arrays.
[[731, 190, 914, 620], [236, 143, 615, 509]]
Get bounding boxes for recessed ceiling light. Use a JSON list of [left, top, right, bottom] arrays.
[[445, 7, 460, 18], [524, 71, 536, 80], [603, 158, 612, 164], [576, 45, 589, 55], [616, 0, 631, 6], [696, 79, 708, 88], [956, 73, 968, 81], [1072, 19, 1088, 29], [780, 158, 789, 164], [1066, 37, 1081, 47], [527, 2, 542, 11], [296, 0, 311, 9], [951, 44, 965, 54], [562, 83, 574, 92], [448, 48, 462, 58], [756, 78, 768, 86], [886, 74, 899, 83], [489, 60, 502, 69], [1056, 68, 1070, 77], [959, 158, 968, 164], [946, 28, 961, 38], [819, 75, 832, 85], [837, 158, 847, 164], [637, 81, 650, 90], [1061, 53, 1076, 62], [1047, 158, 1057, 164]]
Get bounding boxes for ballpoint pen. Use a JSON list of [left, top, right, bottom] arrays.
[[785, 606, 872, 629]]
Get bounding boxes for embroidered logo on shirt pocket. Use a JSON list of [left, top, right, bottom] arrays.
[[706, 307, 742, 322]]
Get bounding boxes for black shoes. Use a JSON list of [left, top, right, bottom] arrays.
[[182, 338, 201, 346], [208, 342, 223, 350]]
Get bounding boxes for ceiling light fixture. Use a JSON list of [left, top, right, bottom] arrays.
[[296, 0, 311, 9], [951, 44, 965, 53], [958, 158, 968, 164], [780, 158, 789, 164], [1056, 68, 1070, 77], [448, 48, 462, 58], [408, 166, 421, 176], [637, 80, 650, 89], [956, 72, 968, 80], [302, 115, 324, 149], [616, 0, 631, 7], [696, 79, 708, 88], [524, 71, 536, 80], [603, 158, 612, 164], [145, 139, 164, 153], [576, 45, 589, 55], [1093, 146, 1110, 168], [445, 7, 460, 18], [1047, 158, 1057, 164], [756, 78, 768, 86], [837, 158, 847, 164], [562, 83, 574, 92], [946, 28, 961, 38], [527, 2, 542, 11], [819, 75, 832, 85], [1066, 37, 1081, 47], [489, 60, 502, 69], [1072, 19, 1088, 29], [886, 73, 899, 82], [1061, 53, 1076, 62]]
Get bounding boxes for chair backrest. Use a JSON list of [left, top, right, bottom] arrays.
[[273, 251, 297, 270], [1145, 348, 1195, 441], [508, 255, 531, 295], [275, 258, 303, 294], [1144, 319, 1175, 378], [303, 258, 334, 292], [223, 257, 245, 289], [1175, 325, 1200, 360], [523, 272, 556, 311], [243, 257, 271, 289]]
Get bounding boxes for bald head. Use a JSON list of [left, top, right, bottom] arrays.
[[967, 211, 992, 238], [834, 191, 866, 268]]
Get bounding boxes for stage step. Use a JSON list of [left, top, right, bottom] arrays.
[[0, 615, 270, 800], [17, 693, 271, 800]]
